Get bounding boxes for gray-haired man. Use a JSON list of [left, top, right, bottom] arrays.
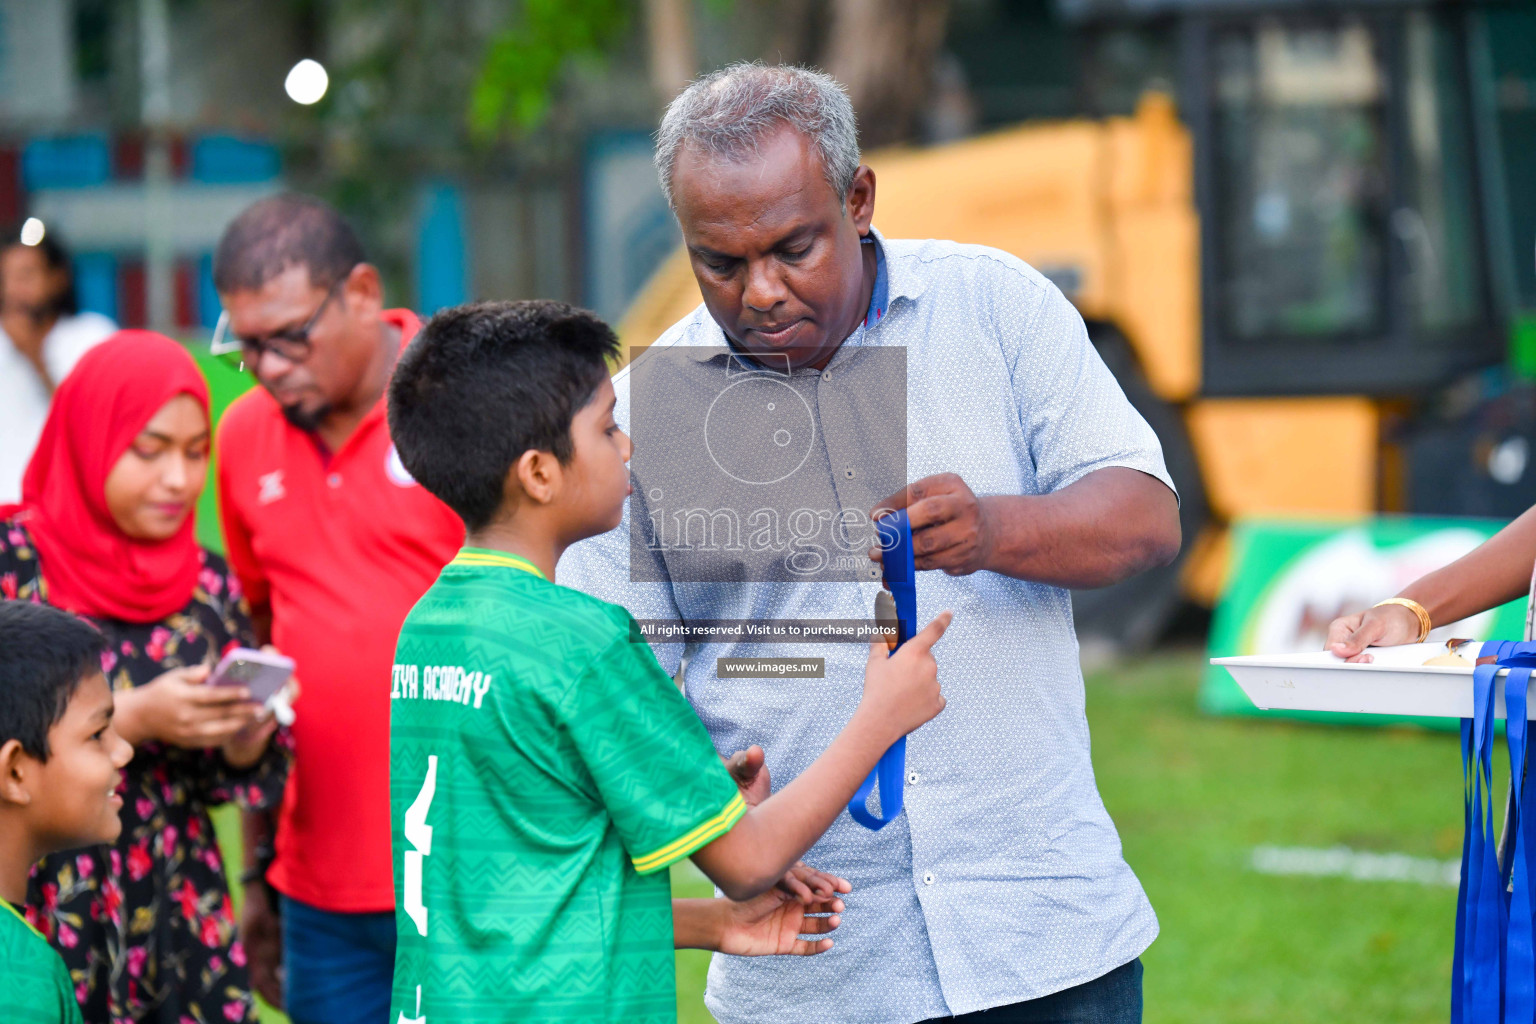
[[559, 63, 1179, 1024]]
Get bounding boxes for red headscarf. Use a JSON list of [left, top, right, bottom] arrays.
[[0, 330, 211, 622]]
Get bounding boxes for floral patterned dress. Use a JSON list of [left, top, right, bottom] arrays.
[[0, 519, 293, 1024]]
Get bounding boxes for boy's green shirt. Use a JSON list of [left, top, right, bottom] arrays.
[[387, 548, 745, 1024], [0, 900, 82, 1024]]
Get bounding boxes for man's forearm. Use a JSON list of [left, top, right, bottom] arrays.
[[672, 899, 727, 950], [980, 468, 1179, 588]]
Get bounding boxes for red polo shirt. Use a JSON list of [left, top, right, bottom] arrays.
[[217, 309, 463, 912]]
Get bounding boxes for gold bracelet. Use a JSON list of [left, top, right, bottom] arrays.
[[1374, 597, 1432, 643]]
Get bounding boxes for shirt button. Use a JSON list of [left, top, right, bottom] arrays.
[[908, 771, 920, 785], [327, 473, 342, 488], [844, 468, 856, 479], [922, 871, 935, 886], [822, 370, 832, 382]]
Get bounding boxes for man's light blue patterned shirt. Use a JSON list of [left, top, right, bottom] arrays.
[[559, 229, 1171, 1023]]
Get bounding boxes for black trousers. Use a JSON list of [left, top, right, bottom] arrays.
[[919, 958, 1143, 1024]]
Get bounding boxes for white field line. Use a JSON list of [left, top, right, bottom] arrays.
[[1250, 845, 1461, 887]]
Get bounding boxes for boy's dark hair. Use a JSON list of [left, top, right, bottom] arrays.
[[0, 602, 107, 760], [213, 193, 367, 294], [388, 300, 619, 531]]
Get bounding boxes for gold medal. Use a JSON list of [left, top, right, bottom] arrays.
[[874, 589, 899, 653]]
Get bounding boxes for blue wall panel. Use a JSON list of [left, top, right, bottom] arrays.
[[73, 252, 118, 321], [416, 181, 469, 315], [189, 136, 281, 184], [22, 136, 111, 190]]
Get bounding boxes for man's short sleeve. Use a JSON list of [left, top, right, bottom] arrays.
[[1002, 270, 1176, 500], [560, 619, 744, 874]]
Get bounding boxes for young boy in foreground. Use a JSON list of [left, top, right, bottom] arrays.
[[384, 300, 952, 1023], [0, 601, 133, 1024]]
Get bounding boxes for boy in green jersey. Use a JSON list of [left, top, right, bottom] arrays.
[[385, 300, 952, 1024], [0, 601, 134, 1024]]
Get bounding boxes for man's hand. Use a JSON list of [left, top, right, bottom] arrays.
[[240, 879, 284, 1009], [871, 467, 1178, 589], [716, 888, 845, 956], [725, 745, 771, 807], [870, 474, 995, 576], [1326, 603, 1425, 663]]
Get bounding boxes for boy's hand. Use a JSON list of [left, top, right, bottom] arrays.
[[718, 888, 845, 957], [856, 611, 953, 746], [777, 862, 850, 904]]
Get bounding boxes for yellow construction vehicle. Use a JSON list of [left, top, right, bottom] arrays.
[[618, 1, 1536, 647]]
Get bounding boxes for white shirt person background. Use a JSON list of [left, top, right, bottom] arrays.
[[0, 228, 116, 503]]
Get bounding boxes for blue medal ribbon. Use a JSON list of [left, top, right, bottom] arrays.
[[1454, 641, 1536, 1022], [848, 510, 917, 831]]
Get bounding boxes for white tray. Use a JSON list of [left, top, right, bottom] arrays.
[[1211, 642, 1533, 719]]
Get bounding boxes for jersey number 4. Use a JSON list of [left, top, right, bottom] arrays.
[[403, 755, 438, 937]]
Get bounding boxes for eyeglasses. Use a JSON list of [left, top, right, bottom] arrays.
[[209, 273, 349, 370]]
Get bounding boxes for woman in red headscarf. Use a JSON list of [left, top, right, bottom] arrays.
[[0, 330, 291, 1024]]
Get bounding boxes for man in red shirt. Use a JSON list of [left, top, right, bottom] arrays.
[[211, 194, 462, 1024]]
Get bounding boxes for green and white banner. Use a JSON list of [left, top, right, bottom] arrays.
[[1201, 517, 1529, 727]]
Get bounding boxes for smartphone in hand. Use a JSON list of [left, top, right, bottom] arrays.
[[209, 647, 294, 705]]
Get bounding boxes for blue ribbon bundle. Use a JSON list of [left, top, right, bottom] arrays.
[[1455, 641, 1536, 1023], [847, 510, 917, 831]]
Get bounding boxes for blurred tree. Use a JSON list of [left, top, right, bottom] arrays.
[[643, 0, 697, 107], [823, 0, 954, 146], [470, 0, 630, 138], [471, 0, 955, 147]]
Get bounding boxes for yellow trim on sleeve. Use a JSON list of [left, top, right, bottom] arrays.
[[631, 792, 748, 875]]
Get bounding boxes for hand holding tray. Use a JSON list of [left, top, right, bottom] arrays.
[[1211, 641, 1536, 719]]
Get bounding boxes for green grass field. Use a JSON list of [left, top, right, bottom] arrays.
[[214, 649, 1478, 1023]]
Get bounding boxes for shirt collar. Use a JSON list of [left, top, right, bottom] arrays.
[[681, 226, 922, 366], [866, 225, 925, 311], [452, 547, 548, 580]]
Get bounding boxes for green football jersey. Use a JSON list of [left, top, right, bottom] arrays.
[[387, 548, 745, 1024], [0, 900, 83, 1024]]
